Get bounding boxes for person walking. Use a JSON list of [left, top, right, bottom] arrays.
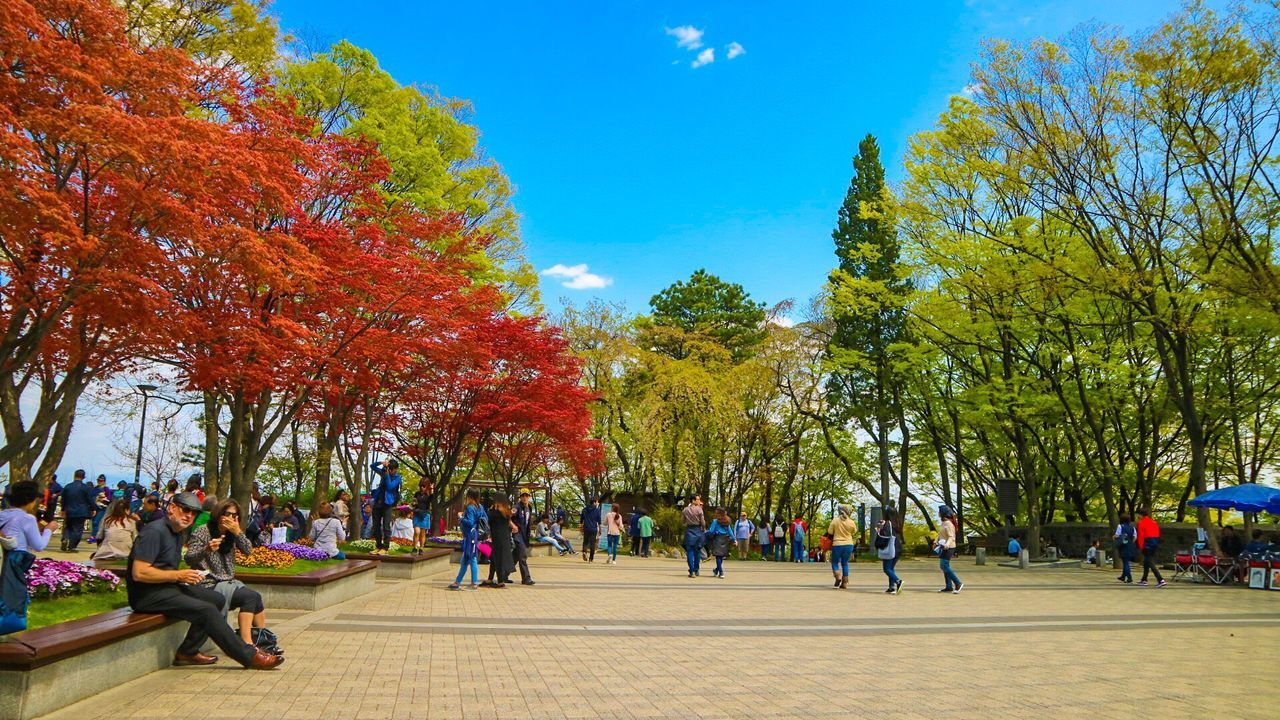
[[829, 505, 858, 589], [512, 492, 536, 585], [706, 508, 735, 578], [60, 469, 96, 552], [876, 507, 903, 593], [411, 481, 432, 555], [628, 509, 642, 557], [771, 515, 787, 561], [757, 518, 772, 561], [1135, 508, 1165, 587], [790, 515, 808, 563], [603, 504, 624, 564], [482, 494, 515, 588], [90, 474, 111, 542], [580, 497, 601, 563], [1113, 513, 1137, 583], [934, 505, 963, 593], [734, 512, 755, 560], [369, 459, 403, 555], [682, 496, 706, 578], [637, 509, 654, 557], [449, 489, 485, 590]]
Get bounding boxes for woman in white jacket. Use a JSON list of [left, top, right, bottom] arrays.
[[934, 505, 963, 594]]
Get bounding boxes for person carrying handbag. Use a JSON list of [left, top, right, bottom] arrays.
[[875, 507, 903, 594], [934, 505, 963, 593]]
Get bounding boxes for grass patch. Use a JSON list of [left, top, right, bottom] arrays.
[[234, 558, 343, 575], [339, 543, 415, 555], [25, 589, 129, 631]]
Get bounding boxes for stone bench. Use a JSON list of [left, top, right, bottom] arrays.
[[238, 560, 378, 611], [0, 609, 185, 720], [343, 549, 450, 579]]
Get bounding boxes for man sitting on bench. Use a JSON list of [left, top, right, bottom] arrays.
[[126, 492, 282, 670]]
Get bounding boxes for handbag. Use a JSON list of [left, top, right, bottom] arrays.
[[270, 526, 289, 545], [876, 529, 896, 560]]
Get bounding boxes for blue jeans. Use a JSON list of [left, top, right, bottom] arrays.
[[882, 556, 901, 587], [773, 541, 786, 561], [714, 555, 726, 575], [91, 506, 107, 537], [606, 534, 620, 560], [940, 555, 962, 589], [792, 539, 804, 562], [455, 546, 479, 585], [684, 528, 704, 574], [1121, 555, 1131, 580], [333, 550, 346, 560], [830, 545, 853, 577]]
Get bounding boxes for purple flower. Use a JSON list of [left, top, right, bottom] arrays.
[[266, 542, 331, 561], [25, 558, 120, 598]]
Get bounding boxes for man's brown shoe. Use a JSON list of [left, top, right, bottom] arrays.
[[173, 652, 218, 666], [246, 648, 284, 670]]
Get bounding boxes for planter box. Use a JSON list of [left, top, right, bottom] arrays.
[[238, 560, 378, 611], [0, 609, 185, 720], [343, 549, 450, 579]]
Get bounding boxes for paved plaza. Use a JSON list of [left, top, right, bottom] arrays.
[[38, 552, 1280, 720]]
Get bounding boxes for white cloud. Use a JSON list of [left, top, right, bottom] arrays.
[[961, 83, 983, 97], [691, 48, 715, 68], [665, 25, 704, 50], [541, 263, 613, 290], [770, 316, 796, 328], [726, 42, 746, 60]]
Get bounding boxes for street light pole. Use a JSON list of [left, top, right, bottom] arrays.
[[133, 384, 157, 485]]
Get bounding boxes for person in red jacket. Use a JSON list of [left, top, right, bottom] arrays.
[[1135, 508, 1166, 587]]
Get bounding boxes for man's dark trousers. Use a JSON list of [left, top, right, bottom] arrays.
[[508, 537, 533, 583], [131, 584, 255, 665], [372, 504, 394, 550]]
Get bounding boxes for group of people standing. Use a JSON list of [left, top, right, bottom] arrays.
[[449, 490, 539, 590]]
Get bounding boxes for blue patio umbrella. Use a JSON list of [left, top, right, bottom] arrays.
[[1187, 483, 1280, 513]]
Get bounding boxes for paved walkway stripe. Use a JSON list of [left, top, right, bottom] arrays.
[[307, 616, 1280, 637], [329, 611, 1280, 626]]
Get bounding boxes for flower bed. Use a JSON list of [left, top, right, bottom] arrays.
[[426, 535, 463, 547], [235, 546, 296, 569], [25, 589, 129, 631], [267, 542, 331, 561], [26, 559, 120, 599]]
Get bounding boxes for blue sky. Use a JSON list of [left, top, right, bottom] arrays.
[[269, 0, 1190, 319]]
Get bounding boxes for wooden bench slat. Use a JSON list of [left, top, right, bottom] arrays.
[[0, 608, 173, 670]]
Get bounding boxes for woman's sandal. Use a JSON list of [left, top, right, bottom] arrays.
[[447, 583, 460, 590]]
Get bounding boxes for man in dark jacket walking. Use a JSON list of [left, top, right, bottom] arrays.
[[60, 469, 96, 552], [510, 492, 536, 585], [580, 498, 601, 563]]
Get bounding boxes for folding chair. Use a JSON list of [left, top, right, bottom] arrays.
[[1172, 552, 1194, 582], [1196, 555, 1232, 585]]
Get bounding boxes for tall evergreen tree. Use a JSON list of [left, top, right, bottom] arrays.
[[826, 134, 914, 508]]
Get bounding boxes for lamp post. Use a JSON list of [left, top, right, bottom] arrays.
[[133, 384, 158, 485]]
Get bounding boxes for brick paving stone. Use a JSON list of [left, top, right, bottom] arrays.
[[31, 553, 1280, 719]]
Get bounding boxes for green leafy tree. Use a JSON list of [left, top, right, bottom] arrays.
[[641, 269, 767, 361], [826, 134, 915, 509]]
